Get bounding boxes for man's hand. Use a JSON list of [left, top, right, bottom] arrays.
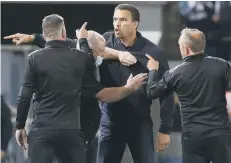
[[1, 151, 6, 159], [146, 54, 159, 71], [155, 132, 170, 152], [4, 33, 35, 45], [76, 22, 88, 39], [15, 129, 28, 150], [118, 52, 137, 66], [125, 73, 148, 91]]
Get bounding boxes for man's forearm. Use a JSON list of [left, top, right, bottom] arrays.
[[100, 47, 120, 59], [147, 69, 175, 134], [96, 86, 133, 103], [159, 93, 175, 134], [16, 86, 33, 129], [146, 70, 166, 98]]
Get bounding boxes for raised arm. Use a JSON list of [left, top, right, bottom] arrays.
[[4, 33, 46, 48], [4, 33, 77, 48], [4, 31, 137, 67]]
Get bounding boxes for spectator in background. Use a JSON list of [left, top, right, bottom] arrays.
[[1, 95, 13, 160], [213, 1, 231, 61], [178, 1, 220, 57]]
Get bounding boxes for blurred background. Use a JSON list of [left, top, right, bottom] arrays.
[[1, 1, 231, 163]]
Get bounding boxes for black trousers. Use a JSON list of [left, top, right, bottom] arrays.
[[28, 129, 86, 163], [96, 119, 155, 163], [86, 132, 99, 163], [182, 135, 231, 163]]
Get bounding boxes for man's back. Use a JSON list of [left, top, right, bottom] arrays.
[[172, 54, 231, 138], [30, 40, 88, 131]]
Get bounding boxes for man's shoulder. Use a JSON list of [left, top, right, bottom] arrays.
[[102, 31, 114, 41], [142, 37, 163, 53], [205, 55, 228, 64], [141, 36, 168, 68], [204, 56, 230, 69], [170, 62, 186, 74], [28, 48, 44, 58]]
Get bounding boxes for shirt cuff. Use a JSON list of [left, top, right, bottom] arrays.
[[15, 122, 25, 130], [78, 38, 93, 55], [148, 70, 158, 83], [159, 125, 171, 135]]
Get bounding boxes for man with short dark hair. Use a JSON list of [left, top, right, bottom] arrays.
[[96, 4, 175, 163], [145, 28, 231, 163], [15, 14, 147, 163]]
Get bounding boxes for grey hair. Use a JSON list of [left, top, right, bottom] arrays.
[[42, 14, 64, 40], [180, 28, 206, 53]]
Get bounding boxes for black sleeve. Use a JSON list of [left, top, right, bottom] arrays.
[[148, 49, 175, 134], [78, 38, 93, 55], [32, 34, 46, 48], [225, 62, 231, 91], [79, 38, 104, 98], [16, 54, 36, 129], [1, 96, 13, 151], [81, 56, 104, 98], [147, 70, 174, 98]]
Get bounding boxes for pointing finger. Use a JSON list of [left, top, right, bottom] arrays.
[[146, 54, 155, 60], [4, 34, 17, 39], [81, 22, 88, 30]]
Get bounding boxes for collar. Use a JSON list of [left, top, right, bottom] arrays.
[[45, 40, 76, 49], [183, 53, 207, 62], [114, 31, 146, 51]]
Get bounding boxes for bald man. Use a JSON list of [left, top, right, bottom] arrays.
[[144, 28, 231, 163]]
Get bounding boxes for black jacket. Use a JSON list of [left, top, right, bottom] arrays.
[[147, 53, 231, 138], [31, 34, 101, 142], [16, 39, 103, 138]]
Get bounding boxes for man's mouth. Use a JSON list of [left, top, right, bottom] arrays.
[[115, 29, 120, 34]]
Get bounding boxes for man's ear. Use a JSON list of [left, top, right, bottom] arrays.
[[134, 21, 139, 29], [61, 28, 66, 39], [42, 32, 46, 41]]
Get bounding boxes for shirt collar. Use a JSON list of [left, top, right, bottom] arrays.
[[183, 53, 207, 62], [45, 40, 76, 49]]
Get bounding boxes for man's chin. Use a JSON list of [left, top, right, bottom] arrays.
[[114, 33, 123, 39]]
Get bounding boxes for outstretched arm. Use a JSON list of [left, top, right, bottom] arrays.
[[4, 33, 45, 47], [4, 31, 137, 66]]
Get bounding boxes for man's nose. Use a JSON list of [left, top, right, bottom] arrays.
[[114, 20, 121, 27]]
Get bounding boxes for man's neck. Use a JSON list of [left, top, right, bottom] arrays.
[[190, 51, 204, 56], [120, 32, 137, 47], [182, 51, 204, 58], [45, 37, 65, 42]]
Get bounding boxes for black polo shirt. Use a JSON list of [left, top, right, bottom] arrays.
[[99, 32, 175, 134]]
